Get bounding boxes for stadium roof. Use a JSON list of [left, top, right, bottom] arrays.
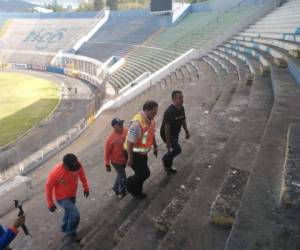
[[0, 0, 40, 12]]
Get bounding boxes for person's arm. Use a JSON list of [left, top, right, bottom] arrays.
[[164, 123, 172, 149], [45, 171, 56, 208], [153, 135, 158, 157], [127, 142, 134, 167], [104, 136, 113, 171], [78, 164, 89, 192], [182, 119, 190, 139], [126, 122, 140, 167]]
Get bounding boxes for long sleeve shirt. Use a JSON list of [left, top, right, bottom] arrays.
[[104, 128, 128, 166], [45, 163, 89, 207], [0, 225, 17, 250]]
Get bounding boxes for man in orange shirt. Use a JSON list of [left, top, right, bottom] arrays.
[[104, 118, 128, 199], [45, 153, 89, 242]]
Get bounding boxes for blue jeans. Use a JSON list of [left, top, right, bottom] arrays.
[[162, 136, 182, 169], [112, 163, 127, 194], [57, 197, 80, 236]]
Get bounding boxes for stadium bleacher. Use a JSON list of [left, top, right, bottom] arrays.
[[79, 0, 300, 249], [2, 0, 300, 249], [76, 9, 171, 62], [0, 14, 101, 65], [107, 5, 258, 90]]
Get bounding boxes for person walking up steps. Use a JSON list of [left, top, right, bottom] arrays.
[[125, 101, 158, 200], [160, 90, 190, 175], [104, 118, 128, 199], [45, 153, 90, 243]]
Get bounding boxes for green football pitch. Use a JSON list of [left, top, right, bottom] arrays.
[[0, 72, 60, 148]]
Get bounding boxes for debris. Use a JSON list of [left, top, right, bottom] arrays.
[[230, 117, 241, 123], [196, 177, 201, 181], [232, 170, 237, 175], [204, 110, 209, 114], [207, 165, 212, 169], [180, 185, 186, 189]]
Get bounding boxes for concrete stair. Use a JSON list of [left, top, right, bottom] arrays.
[[79, 61, 219, 249]]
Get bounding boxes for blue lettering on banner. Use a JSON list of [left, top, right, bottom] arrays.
[[23, 28, 67, 49]]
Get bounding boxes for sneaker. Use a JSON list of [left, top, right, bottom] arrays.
[[112, 187, 119, 196], [67, 234, 81, 243], [165, 167, 177, 175], [117, 192, 127, 199]]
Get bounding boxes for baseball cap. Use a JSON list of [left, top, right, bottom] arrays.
[[63, 153, 81, 171], [111, 118, 124, 126]]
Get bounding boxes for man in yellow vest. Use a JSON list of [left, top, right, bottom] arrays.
[[124, 100, 158, 200]]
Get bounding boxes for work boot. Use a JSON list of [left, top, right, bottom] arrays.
[[133, 193, 148, 200], [67, 234, 81, 243]]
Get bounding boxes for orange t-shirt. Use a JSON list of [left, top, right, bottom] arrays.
[[45, 163, 89, 207], [104, 128, 128, 166]]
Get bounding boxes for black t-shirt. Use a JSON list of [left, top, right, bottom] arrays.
[[160, 104, 186, 140]]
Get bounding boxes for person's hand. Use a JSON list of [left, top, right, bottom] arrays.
[[166, 142, 172, 152], [185, 131, 190, 140], [84, 190, 90, 198], [127, 157, 133, 167], [105, 165, 111, 172], [153, 146, 158, 158], [13, 215, 25, 228], [48, 205, 57, 213]]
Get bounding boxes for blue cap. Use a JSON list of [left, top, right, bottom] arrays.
[[111, 118, 124, 126]]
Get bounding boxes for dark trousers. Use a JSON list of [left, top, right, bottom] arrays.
[[126, 153, 150, 195], [162, 136, 182, 169]]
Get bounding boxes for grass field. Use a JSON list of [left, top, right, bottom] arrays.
[[0, 72, 60, 148]]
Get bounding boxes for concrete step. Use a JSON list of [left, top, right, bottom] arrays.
[[214, 49, 253, 84], [155, 63, 273, 248], [80, 62, 220, 250], [112, 73, 251, 250], [225, 67, 300, 250], [186, 62, 199, 80], [218, 45, 261, 76], [210, 74, 274, 227], [281, 124, 300, 208], [155, 75, 260, 250], [223, 43, 271, 77], [202, 56, 227, 77]]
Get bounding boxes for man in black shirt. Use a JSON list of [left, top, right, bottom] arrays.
[[160, 90, 190, 175]]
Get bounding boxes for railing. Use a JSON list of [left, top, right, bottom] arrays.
[[51, 52, 109, 87]]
